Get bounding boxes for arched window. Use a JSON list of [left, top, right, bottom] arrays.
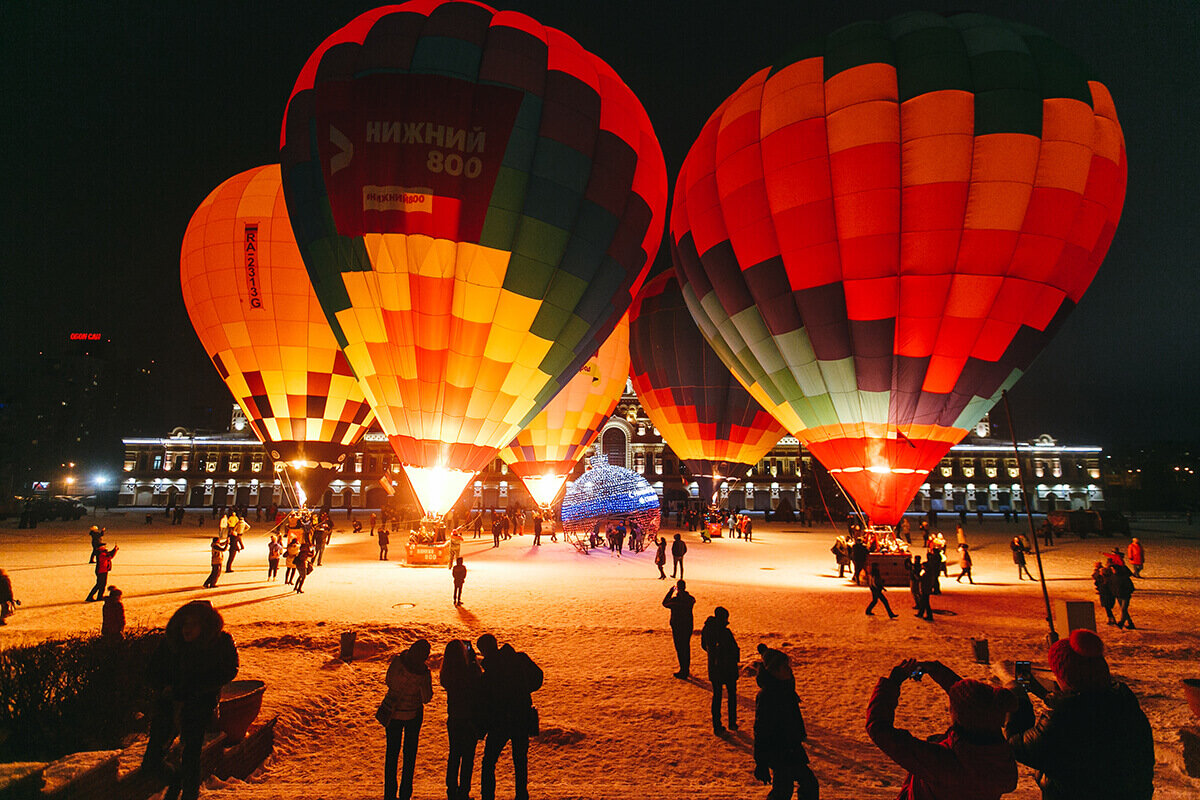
[[602, 427, 628, 469]]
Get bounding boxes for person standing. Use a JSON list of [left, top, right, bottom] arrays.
[[1093, 561, 1118, 625], [663, 580, 696, 679], [141, 601, 239, 800], [477, 633, 543, 800], [865, 563, 898, 618], [832, 535, 851, 578], [452, 557, 467, 606], [293, 542, 312, 593], [440, 639, 482, 800], [1006, 629, 1154, 800], [370, 511, 377, 537], [381, 639, 433, 800], [868, 658, 1017, 800], [701, 606, 740, 734], [1127, 537, 1145, 577], [956, 543, 974, 584], [225, 520, 245, 573], [916, 560, 936, 622], [266, 534, 282, 580], [1011, 536, 1033, 581], [88, 525, 104, 563], [474, 512, 483, 540], [850, 536, 869, 586], [202, 537, 226, 589], [378, 525, 390, 560], [448, 530, 462, 568], [670, 533, 687, 579], [101, 586, 125, 640], [654, 536, 667, 579], [218, 511, 230, 542], [284, 535, 300, 584], [908, 555, 923, 610], [86, 542, 118, 601], [532, 513, 542, 546], [1111, 560, 1136, 629], [753, 644, 818, 800], [491, 516, 502, 548]]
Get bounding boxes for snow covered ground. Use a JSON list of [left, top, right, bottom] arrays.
[[3, 511, 1199, 798]]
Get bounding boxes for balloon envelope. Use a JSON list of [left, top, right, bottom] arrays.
[[629, 270, 786, 502], [180, 165, 375, 503], [500, 313, 630, 508], [280, 0, 666, 515], [670, 11, 1126, 523]]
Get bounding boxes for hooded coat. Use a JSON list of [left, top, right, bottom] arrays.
[[1005, 682, 1153, 800], [700, 614, 740, 683], [867, 677, 1018, 800], [147, 600, 238, 708], [479, 643, 543, 732], [753, 657, 809, 769], [384, 644, 433, 721]]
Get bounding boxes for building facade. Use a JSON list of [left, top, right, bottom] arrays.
[[120, 391, 1104, 516]]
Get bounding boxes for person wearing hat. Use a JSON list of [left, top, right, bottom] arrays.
[[701, 606, 741, 734], [86, 542, 118, 602], [867, 658, 1018, 800], [101, 586, 125, 639], [88, 525, 104, 563], [753, 644, 818, 800], [380, 638, 433, 800], [1005, 629, 1154, 800]]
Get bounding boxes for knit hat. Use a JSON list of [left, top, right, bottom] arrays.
[[757, 644, 793, 681], [1048, 629, 1111, 691], [947, 679, 1016, 733]]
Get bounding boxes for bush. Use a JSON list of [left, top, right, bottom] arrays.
[[0, 630, 162, 761]]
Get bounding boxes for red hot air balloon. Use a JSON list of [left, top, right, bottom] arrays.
[[670, 12, 1126, 524], [181, 165, 375, 505], [280, 1, 666, 516], [629, 269, 787, 504]]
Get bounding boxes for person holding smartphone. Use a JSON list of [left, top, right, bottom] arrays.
[[867, 658, 1017, 799]]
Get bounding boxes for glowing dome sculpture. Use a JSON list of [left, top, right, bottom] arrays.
[[561, 454, 661, 537]]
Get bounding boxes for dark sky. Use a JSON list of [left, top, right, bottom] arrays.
[[1, 0, 1196, 455]]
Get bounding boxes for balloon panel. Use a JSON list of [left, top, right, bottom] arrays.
[[670, 12, 1125, 523], [629, 270, 786, 478], [500, 312, 631, 485], [281, 1, 667, 477], [180, 165, 375, 472]]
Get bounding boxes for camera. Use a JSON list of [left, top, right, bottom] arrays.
[[1015, 660, 1032, 685]]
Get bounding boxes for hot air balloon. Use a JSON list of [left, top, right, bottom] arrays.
[[670, 11, 1125, 525], [180, 165, 376, 506], [629, 270, 786, 504], [499, 312, 630, 509], [280, 1, 666, 517]]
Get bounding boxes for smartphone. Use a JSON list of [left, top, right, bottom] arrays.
[[1015, 660, 1032, 685], [910, 667, 925, 681]]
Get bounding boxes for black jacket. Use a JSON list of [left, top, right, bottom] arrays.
[[754, 666, 808, 768], [700, 616, 740, 682], [147, 601, 238, 708], [1006, 682, 1153, 800], [662, 589, 695, 631], [480, 644, 543, 732]]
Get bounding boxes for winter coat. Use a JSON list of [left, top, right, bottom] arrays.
[[700, 616, 740, 683], [101, 596, 125, 637], [147, 600, 239, 709], [95, 547, 116, 574], [479, 644, 543, 732], [1011, 540, 1028, 565], [384, 646, 434, 721], [867, 677, 1017, 800], [1110, 564, 1135, 600], [210, 541, 226, 566], [1093, 568, 1115, 609], [1126, 541, 1144, 566], [754, 665, 809, 769], [440, 656, 483, 725], [671, 538, 687, 559], [662, 589, 695, 632], [655, 541, 667, 565], [1005, 682, 1153, 800], [452, 563, 467, 586]]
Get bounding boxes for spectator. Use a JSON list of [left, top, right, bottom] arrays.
[[701, 606, 740, 734], [141, 601, 239, 800], [752, 644, 818, 800], [1011, 536, 1034, 581], [477, 633, 543, 800], [956, 543, 974, 584], [867, 658, 1017, 800], [1005, 629, 1154, 800], [1093, 561, 1117, 625], [866, 563, 898, 618], [202, 537, 226, 589], [86, 542, 118, 602], [663, 580, 696, 679], [1110, 559, 1136, 629], [441, 639, 482, 800], [671, 533, 687, 578], [654, 536, 667, 580], [380, 639, 433, 800], [0, 569, 16, 625], [452, 557, 467, 606], [1127, 538, 1145, 577], [101, 586, 125, 639]]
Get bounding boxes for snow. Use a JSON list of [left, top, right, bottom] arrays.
[[3, 512, 1199, 798]]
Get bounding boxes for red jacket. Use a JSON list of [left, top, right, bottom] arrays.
[[867, 678, 1017, 800], [95, 547, 116, 574], [1126, 541, 1144, 566]]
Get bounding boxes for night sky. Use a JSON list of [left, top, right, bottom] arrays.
[[2, 0, 1196, 466]]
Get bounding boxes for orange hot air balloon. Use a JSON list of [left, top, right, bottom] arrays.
[[499, 312, 630, 508], [280, 1, 666, 516], [670, 12, 1126, 524], [181, 165, 375, 504]]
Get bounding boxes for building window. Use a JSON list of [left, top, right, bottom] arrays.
[[152, 455, 163, 471], [635, 453, 645, 473], [602, 427, 627, 468], [355, 453, 363, 473]]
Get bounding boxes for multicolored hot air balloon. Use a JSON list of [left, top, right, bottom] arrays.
[[499, 312, 630, 509], [280, 1, 666, 516], [180, 165, 375, 504], [629, 270, 786, 503], [670, 11, 1126, 524]]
